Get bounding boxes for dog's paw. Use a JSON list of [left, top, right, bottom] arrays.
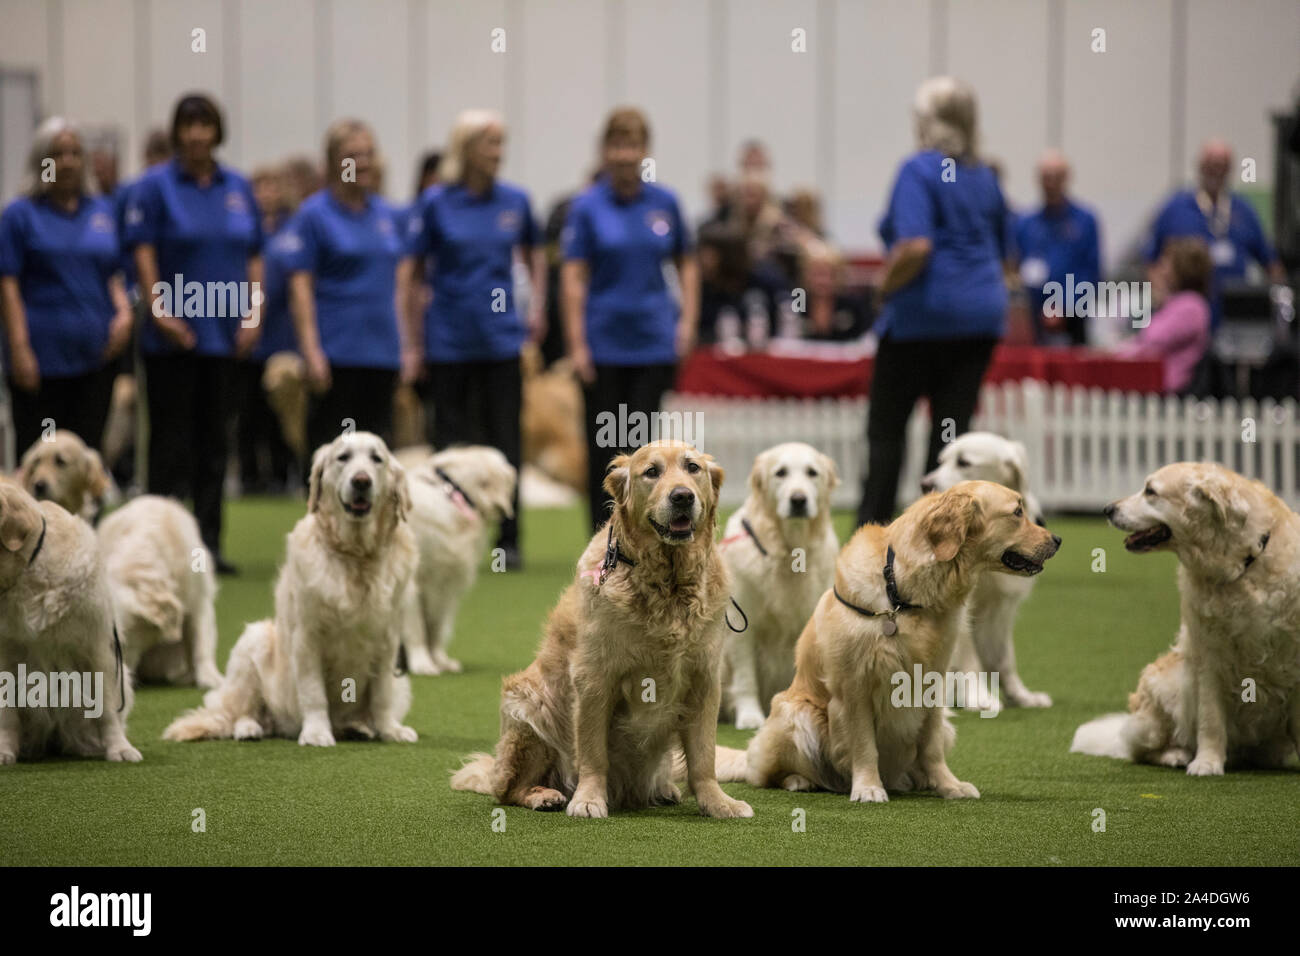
[[297, 725, 336, 747], [107, 743, 143, 763], [938, 780, 980, 799], [782, 773, 813, 792], [652, 781, 682, 805], [195, 668, 224, 691], [406, 656, 441, 676], [438, 657, 463, 675], [0, 751, 16, 766], [232, 717, 264, 740], [850, 784, 889, 803], [734, 704, 765, 731], [380, 724, 418, 743], [522, 786, 567, 811], [566, 796, 609, 818], [699, 795, 753, 819], [1008, 690, 1052, 708], [1153, 747, 1192, 767], [1187, 755, 1225, 777]]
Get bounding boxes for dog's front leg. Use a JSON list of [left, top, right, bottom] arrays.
[[293, 629, 335, 747], [372, 632, 417, 743], [916, 708, 978, 798], [727, 628, 766, 730], [568, 665, 613, 818], [1187, 643, 1228, 776], [0, 682, 20, 764], [681, 668, 753, 818], [843, 688, 888, 803]]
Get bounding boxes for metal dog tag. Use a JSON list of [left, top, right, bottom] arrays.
[[882, 617, 898, 637]]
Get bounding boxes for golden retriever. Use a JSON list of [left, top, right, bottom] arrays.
[[452, 440, 752, 818], [1072, 462, 1300, 774], [164, 432, 418, 746], [400, 445, 518, 675], [921, 431, 1052, 711], [97, 496, 222, 689], [0, 479, 139, 763], [734, 482, 1059, 802], [17, 430, 111, 521], [719, 442, 840, 729]]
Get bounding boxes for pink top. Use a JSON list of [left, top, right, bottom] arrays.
[[1115, 291, 1211, 394]]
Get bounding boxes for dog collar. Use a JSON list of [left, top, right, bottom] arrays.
[[740, 517, 770, 557], [27, 518, 46, 568], [432, 467, 478, 517], [832, 544, 921, 636], [1243, 530, 1271, 572], [598, 523, 637, 585]]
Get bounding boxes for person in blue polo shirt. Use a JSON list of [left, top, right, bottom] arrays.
[[0, 117, 132, 455], [857, 77, 1013, 527], [125, 93, 263, 574], [562, 107, 699, 532], [406, 110, 543, 566], [287, 119, 412, 457], [1144, 139, 1286, 328], [1015, 149, 1102, 345]]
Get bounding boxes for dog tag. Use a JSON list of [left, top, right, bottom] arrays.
[[882, 617, 898, 637]]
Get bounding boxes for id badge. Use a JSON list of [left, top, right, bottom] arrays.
[[1211, 238, 1236, 267]]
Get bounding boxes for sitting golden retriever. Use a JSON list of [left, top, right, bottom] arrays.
[[452, 440, 752, 818], [164, 432, 418, 746], [17, 430, 111, 521], [1072, 462, 1300, 774], [734, 482, 1059, 802]]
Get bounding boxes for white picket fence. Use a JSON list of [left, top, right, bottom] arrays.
[[663, 380, 1300, 512]]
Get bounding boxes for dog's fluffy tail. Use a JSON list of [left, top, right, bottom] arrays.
[[1070, 713, 1133, 760], [667, 745, 749, 782], [162, 704, 234, 741], [450, 753, 496, 795]]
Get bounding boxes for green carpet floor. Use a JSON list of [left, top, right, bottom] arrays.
[[2, 500, 1296, 866]]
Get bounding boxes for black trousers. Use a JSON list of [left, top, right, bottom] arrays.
[[857, 335, 997, 527], [144, 354, 234, 556], [583, 363, 677, 534], [8, 365, 115, 455], [427, 358, 523, 550], [235, 358, 294, 491], [306, 366, 397, 463]]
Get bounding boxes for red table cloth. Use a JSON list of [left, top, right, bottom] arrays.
[[676, 344, 1165, 398]]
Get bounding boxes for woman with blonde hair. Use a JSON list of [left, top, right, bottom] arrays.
[[856, 76, 1014, 526], [286, 118, 413, 457], [407, 109, 543, 567], [562, 106, 699, 532], [1, 117, 132, 454]]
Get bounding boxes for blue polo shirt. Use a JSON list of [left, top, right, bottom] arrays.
[[877, 150, 1010, 342], [252, 217, 298, 360], [0, 194, 120, 378], [408, 180, 537, 362], [1015, 200, 1101, 322], [562, 177, 693, 365], [283, 190, 405, 370], [1143, 189, 1277, 326], [123, 159, 263, 357]]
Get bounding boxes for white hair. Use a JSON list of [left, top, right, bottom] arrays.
[[438, 109, 504, 183], [25, 116, 91, 198], [913, 76, 979, 160]]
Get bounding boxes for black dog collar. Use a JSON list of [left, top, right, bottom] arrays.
[[599, 523, 637, 585], [832, 543, 921, 636], [433, 467, 478, 512], [740, 517, 769, 557], [27, 518, 46, 568]]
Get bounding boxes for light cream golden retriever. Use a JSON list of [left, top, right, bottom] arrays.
[[399, 445, 517, 676], [452, 440, 752, 818], [97, 496, 222, 689], [0, 479, 139, 763], [732, 482, 1059, 802], [1072, 462, 1300, 774], [719, 442, 839, 729], [164, 432, 418, 746], [17, 430, 111, 521]]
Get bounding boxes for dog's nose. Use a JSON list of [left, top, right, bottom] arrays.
[[1051, 534, 1062, 549], [789, 492, 808, 514], [1102, 503, 1116, 519], [920, 477, 935, 493], [669, 486, 695, 508], [351, 473, 372, 491], [32, 480, 48, 497]]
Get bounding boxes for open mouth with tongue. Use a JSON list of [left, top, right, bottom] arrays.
[[1124, 524, 1172, 552], [342, 495, 372, 519], [649, 513, 695, 541], [1000, 549, 1045, 575]]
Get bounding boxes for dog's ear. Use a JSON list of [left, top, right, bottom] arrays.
[[603, 454, 631, 507], [1191, 479, 1247, 533], [388, 455, 412, 521], [1007, 441, 1030, 493], [0, 486, 39, 553], [748, 450, 769, 499], [920, 490, 979, 563], [819, 451, 840, 490], [83, 448, 111, 500], [706, 456, 725, 500], [307, 442, 333, 513]]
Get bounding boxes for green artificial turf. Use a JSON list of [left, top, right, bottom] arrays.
[[1, 500, 1297, 867]]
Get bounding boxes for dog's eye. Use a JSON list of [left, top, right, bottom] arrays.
[[370, 453, 383, 464], [644, 465, 659, 478], [806, 467, 818, 477], [1013, 506, 1023, 517], [338, 452, 352, 463], [685, 461, 701, 474], [1144, 485, 1156, 497], [775, 467, 788, 478], [54, 455, 66, 468], [956, 457, 971, 468]]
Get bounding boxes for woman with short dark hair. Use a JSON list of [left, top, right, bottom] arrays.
[[1115, 237, 1212, 395]]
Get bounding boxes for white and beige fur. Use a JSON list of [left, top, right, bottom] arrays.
[[720, 442, 839, 729], [164, 432, 418, 747]]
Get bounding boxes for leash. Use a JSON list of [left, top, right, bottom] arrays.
[[112, 623, 125, 712], [832, 543, 921, 637], [725, 597, 748, 632], [0, 517, 46, 597], [719, 516, 769, 557]]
